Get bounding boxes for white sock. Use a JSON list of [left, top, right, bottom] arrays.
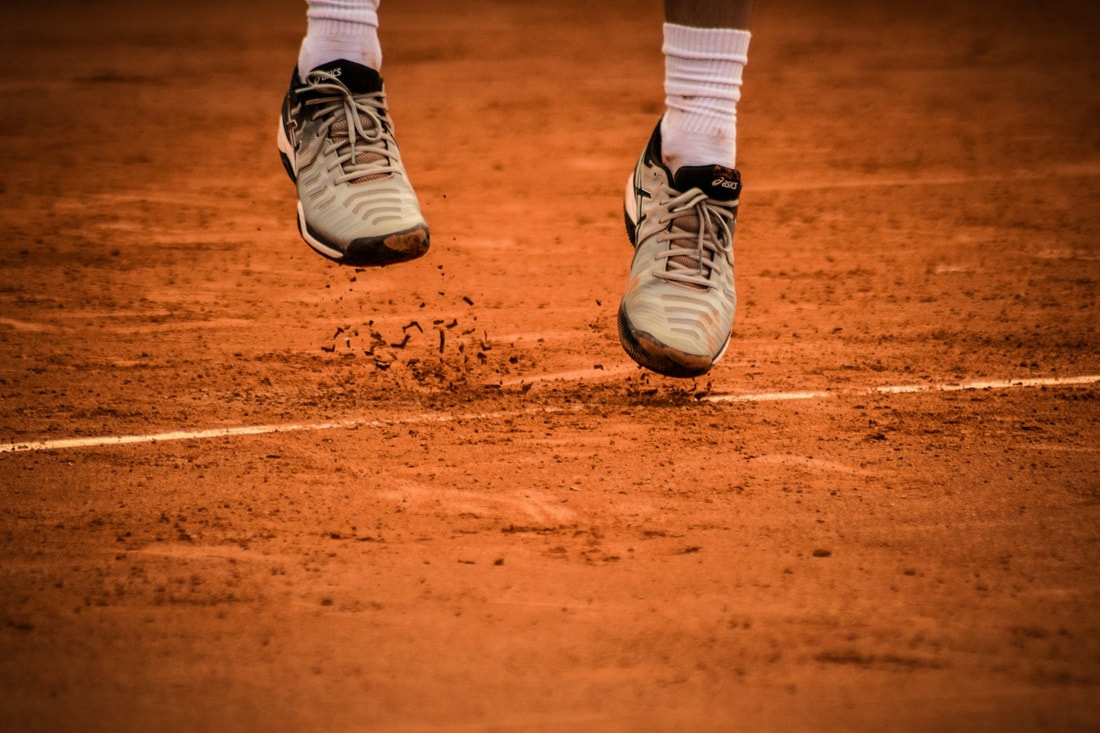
[[660, 23, 751, 173], [298, 0, 383, 81]]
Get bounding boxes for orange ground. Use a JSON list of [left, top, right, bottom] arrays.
[[1, 0, 1098, 730]]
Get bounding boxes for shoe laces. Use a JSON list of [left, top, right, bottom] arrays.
[[655, 189, 737, 290], [299, 70, 399, 184]]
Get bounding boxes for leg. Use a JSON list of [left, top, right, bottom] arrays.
[[665, 0, 752, 29], [616, 1, 753, 377]]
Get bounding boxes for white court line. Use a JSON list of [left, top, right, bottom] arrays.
[[1, 374, 1097, 456], [701, 375, 1100, 403], [2, 418, 380, 454], [750, 163, 1100, 193], [702, 389, 833, 404], [0, 408, 556, 456], [0, 317, 59, 333], [873, 375, 1100, 394]]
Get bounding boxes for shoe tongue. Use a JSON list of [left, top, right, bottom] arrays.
[[308, 59, 383, 94], [306, 60, 389, 184], [672, 165, 742, 202], [665, 165, 740, 288]]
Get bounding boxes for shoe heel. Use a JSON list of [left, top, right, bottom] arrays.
[[623, 174, 639, 247], [623, 207, 638, 247], [279, 152, 296, 183]]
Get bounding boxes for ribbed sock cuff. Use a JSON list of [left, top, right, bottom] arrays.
[[662, 23, 751, 64], [299, 1, 382, 77], [305, 0, 380, 27]]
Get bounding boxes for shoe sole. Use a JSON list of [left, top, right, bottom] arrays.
[[618, 175, 730, 378], [277, 122, 430, 267]]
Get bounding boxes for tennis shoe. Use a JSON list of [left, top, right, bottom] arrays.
[[278, 59, 429, 266], [619, 123, 741, 377]]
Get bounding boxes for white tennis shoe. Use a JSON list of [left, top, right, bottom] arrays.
[[278, 59, 429, 266], [619, 122, 741, 377]]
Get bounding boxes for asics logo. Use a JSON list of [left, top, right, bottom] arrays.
[[712, 177, 739, 191]]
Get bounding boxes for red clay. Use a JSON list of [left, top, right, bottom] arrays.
[[1, 0, 1098, 730]]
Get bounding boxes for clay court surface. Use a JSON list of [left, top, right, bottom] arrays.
[[1, 0, 1098, 730]]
